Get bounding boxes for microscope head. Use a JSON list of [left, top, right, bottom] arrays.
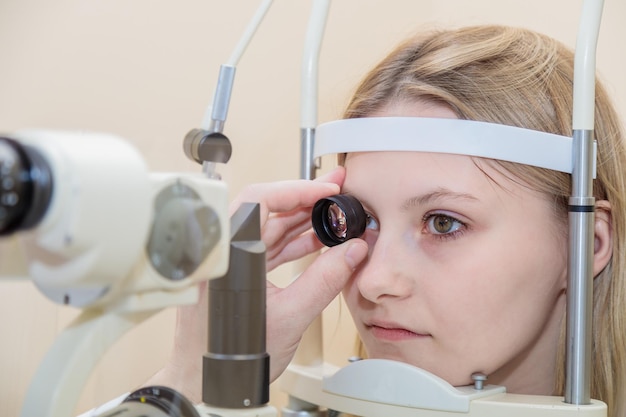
[[0, 130, 230, 309]]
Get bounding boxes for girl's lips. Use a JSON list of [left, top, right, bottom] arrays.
[[366, 322, 431, 341]]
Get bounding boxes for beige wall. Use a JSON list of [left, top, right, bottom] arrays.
[[0, 0, 624, 415]]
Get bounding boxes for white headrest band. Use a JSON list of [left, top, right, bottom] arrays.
[[314, 117, 596, 177]]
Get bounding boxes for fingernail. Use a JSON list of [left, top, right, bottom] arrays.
[[345, 240, 368, 270]]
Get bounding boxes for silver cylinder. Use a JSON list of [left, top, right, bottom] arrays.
[[300, 127, 317, 180], [210, 65, 236, 130], [565, 129, 595, 405]]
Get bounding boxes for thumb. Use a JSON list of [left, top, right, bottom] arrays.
[[267, 239, 368, 381], [283, 238, 368, 323]]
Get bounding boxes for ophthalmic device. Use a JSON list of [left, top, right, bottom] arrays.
[[0, 0, 608, 416]]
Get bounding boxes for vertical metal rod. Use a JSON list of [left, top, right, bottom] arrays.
[[565, 0, 604, 405], [300, 127, 317, 180], [284, 2, 330, 416], [292, 0, 330, 369], [565, 130, 595, 405], [299, 0, 330, 180]]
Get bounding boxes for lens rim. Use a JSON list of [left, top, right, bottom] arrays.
[[123, 386, 202, 417], [312, 194, 367, 247]]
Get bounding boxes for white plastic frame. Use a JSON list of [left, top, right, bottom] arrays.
[[314, 117, 597, 177]]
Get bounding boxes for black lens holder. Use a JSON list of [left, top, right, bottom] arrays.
[[311, 194, 367, 247]]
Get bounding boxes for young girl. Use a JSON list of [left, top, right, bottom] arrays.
[[149, 25, 626, 417]]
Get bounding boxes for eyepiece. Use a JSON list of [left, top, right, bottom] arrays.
[[312, 194, 367, 247], [0, 137, 53, 236]]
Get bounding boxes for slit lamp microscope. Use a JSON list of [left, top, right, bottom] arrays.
[[0, 0, 610, 416]]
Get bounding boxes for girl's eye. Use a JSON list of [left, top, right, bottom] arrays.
[[424, 213, 464, 236], [365, 213, 379, 230]]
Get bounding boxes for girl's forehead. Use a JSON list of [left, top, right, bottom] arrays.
[[342, 151, 531, 204], [343, 151, 480, 189]]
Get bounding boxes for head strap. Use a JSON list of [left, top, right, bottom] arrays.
[[314, 117, 596, 177]]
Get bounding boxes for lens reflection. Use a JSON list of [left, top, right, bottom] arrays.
[[327, 203, 348, 238]]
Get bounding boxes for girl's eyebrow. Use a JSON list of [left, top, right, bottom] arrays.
[[341, 189, 376, 213], [341, 186, 478, 213], [402, 188, 479, 211]]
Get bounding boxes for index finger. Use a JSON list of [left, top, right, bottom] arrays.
[[230, 167, 346, 221]]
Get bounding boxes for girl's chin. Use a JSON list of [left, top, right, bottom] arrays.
[[360, 349, 475, 387]]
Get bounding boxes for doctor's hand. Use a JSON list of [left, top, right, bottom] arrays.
[[264, 237, 368, 379], [231, 166, 370, 380], [145, 167, 369, 404]]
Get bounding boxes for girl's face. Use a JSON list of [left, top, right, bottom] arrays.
[[341, 102, 568, 395]]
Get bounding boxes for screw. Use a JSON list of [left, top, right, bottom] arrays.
[[471, 372, 487, 390]]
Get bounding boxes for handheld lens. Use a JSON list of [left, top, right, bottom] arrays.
[[0, 137, 53, 236], [312, 194, 367, 247]]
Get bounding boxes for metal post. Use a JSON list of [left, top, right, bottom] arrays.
[[565, 0, 604, 405]]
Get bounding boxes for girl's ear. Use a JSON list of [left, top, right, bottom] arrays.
[[593, 200, 613, 277]]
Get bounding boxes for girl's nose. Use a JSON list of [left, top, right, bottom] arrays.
[[354, 235, 415, 303]]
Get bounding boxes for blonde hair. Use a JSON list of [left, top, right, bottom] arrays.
[[344, 25, 626, 416]]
